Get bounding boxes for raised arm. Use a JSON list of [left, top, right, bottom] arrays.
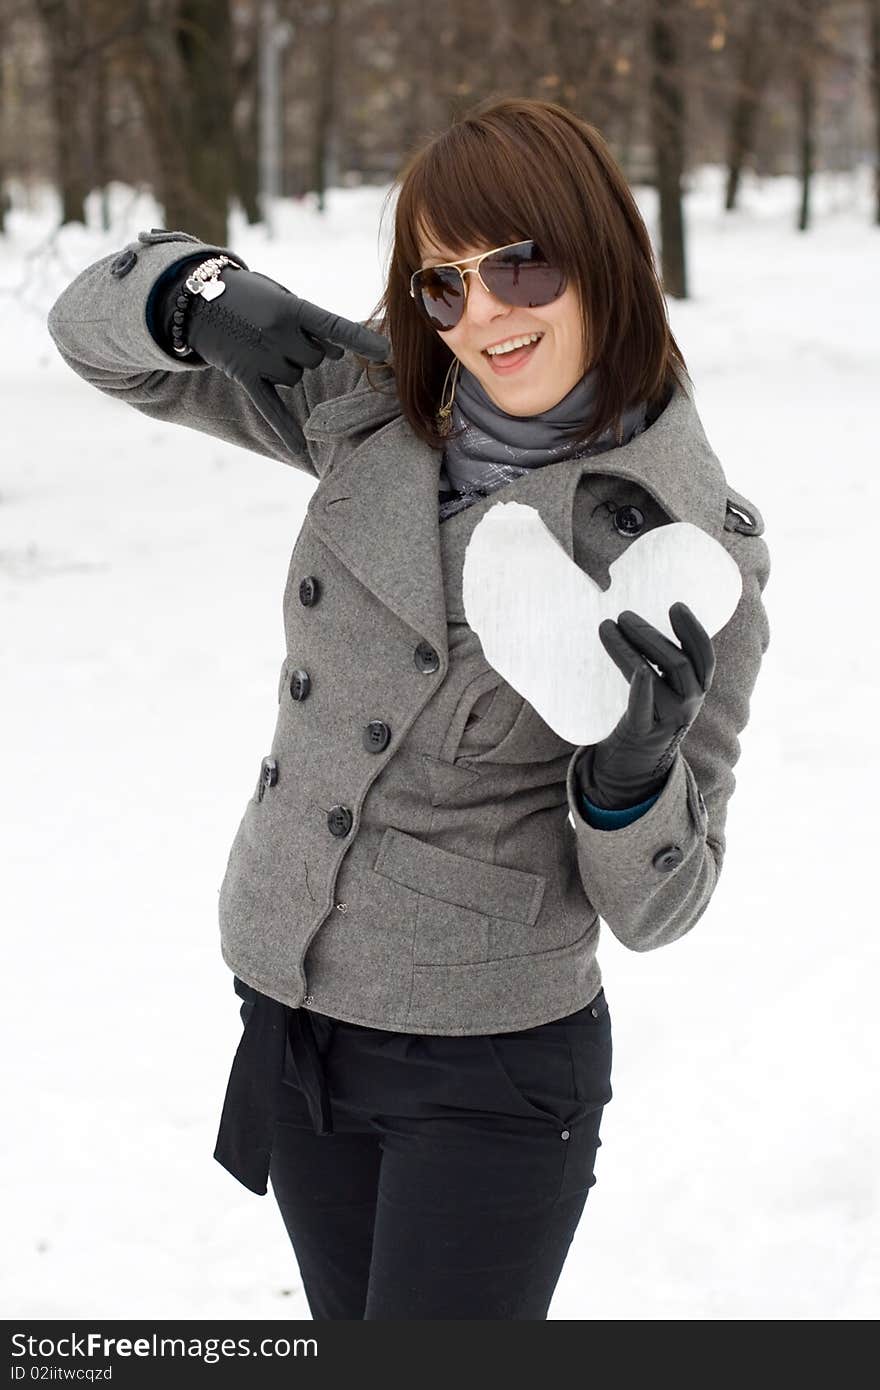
[[47, 227, 389, 479]]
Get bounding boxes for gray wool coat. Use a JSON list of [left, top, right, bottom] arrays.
[[47, 228, 772, 1035]]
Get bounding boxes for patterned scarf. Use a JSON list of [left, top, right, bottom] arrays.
[[438, 361, 649, 522]]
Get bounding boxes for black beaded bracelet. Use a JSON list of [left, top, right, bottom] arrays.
[[170, 254, 239, 357], [170, 287, 194, 357]]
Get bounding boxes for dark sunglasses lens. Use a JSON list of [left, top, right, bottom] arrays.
[[413, 267, 465, 330], [412, 243, 565, 331], [482, 243, 566, 307]]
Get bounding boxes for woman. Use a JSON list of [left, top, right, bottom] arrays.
[[47, 97, 770, 1320]]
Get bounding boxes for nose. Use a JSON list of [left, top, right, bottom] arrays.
[[460, 268, 510, 325]]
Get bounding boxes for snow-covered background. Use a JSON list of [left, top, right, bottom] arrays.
[[2, 168, 877, 1320]]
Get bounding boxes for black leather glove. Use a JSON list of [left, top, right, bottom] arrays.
[[155, 261, 390, 457], [577, 602, 716, 809]]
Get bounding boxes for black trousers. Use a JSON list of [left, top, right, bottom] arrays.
[[214, 978, 613, 1321]]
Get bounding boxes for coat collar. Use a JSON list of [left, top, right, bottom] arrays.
[[302, 369, 729, 665]]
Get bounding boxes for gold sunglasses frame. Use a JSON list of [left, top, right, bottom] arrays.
[[409, 239, 551, 327]]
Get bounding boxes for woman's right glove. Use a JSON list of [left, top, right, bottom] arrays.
[[576, 603, 716, 809], [156, 262, 390, 457]]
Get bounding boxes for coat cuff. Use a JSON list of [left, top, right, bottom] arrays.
[[47, 229, 249, 378], [565, 743, 710, 951]]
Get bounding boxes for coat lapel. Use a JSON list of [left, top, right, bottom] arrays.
[[302, 368, 729, 656], [304, 391, 450, 661]]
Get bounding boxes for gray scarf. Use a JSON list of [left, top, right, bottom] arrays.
[[438, 362, 649, 521]]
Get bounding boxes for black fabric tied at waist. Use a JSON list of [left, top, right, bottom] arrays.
[[213, 977, 335, 1196]]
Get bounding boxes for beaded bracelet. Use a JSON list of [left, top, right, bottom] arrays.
[[170, 254, 238, 357]]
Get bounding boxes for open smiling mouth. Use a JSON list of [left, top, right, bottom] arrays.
[[482, 333, 545, 374]]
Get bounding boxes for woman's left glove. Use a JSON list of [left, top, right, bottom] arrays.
[[577, 601, 716, 810]]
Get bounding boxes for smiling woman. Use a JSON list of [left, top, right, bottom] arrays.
[[46, 93, 771, 1324]]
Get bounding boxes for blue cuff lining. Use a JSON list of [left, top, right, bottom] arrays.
[[581, 789, 661, 829]]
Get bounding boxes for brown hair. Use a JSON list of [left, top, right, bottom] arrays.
[[357, 95, 689, 451]]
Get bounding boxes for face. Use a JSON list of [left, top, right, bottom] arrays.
[[416, 232, 588, 415]]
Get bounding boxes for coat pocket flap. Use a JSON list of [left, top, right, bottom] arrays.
[[373, 827, 545, 926]]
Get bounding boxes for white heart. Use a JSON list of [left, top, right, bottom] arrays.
[[461, 500, 743, 745]]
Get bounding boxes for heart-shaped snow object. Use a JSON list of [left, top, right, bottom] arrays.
[[461, 500, 742, 745]]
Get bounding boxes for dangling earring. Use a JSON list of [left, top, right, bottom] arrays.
[[436, 355, 460, 437]]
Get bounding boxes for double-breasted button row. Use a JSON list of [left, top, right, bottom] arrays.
[[256, 756, 354, 837], [272, 607, 439, 839], [287, 667, 390, 753]]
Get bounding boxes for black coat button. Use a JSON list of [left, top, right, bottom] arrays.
[[613, 505, 645, 536], [299, 576, 320, 606], [414, 640, 440, 673], [258, 756, 278, 801], [653, 844, 684, 871], [289, 668, 311, 700], [109, 249, 137, 278], [327, 805, 353, 837], [363, 720, 391, 753]]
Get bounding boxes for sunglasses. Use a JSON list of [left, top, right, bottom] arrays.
[[409, 239, 567, 332]]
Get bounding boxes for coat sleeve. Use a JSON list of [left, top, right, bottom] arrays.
[[563, 524, 772, 952], [46, 228, 370, 480]]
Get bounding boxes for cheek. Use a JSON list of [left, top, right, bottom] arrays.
[[544, 291, 583, 341]]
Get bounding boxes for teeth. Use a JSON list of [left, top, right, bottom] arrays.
[[486, 333, 542, 357]]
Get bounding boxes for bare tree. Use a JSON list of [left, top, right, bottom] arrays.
[[312, 0, 341, 211], [3, 0, 873, 236], [131, 0, 236, 245], [724, 1, 791, 211], [793, 0, 822, 229], [869, 0, 880, 223], [649, 0, 687, 296], [32, 0, 90, 223], [231, 0, 260, 224], [0, 2, 8, 232]]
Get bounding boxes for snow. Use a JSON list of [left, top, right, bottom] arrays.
[[1, 169, 877, 1320]]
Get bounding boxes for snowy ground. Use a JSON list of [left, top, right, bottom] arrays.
[[2, 168, 877, 1320]]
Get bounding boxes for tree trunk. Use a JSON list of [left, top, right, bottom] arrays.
[[0, 4, 7, 234], [649, 0, 687, 297], [797, 66, 815, 231], [869, 0, 880, 225], [136, 0, 236, 246], [796, 0, 820, 232], [33, 0, 90, 226], [725, 1, 770, 211], [91, 42, 111, 231], [232, 29, 260, 224], [312, 0, 341, 211]]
